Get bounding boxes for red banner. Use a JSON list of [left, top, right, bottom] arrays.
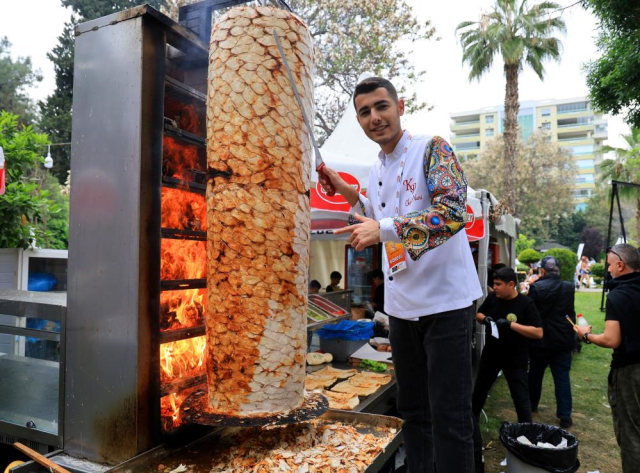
[[311, 171, 361, 212], [465, 203, 485, 241], [0, 166, 5, 196]]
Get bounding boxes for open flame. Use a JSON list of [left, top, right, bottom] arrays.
[[160, 336, 207, 384], [160, 239, 206, 281], [165, 96, 204, 136], [161, 187, 207, 231], [160, 288, 206, 332], [163, 136, 204, 181], [160, 385, 200, 431]]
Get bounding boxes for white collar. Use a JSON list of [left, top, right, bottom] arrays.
[[378, 130, 409, 165]]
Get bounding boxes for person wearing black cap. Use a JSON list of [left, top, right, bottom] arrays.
[[527, 255, 576, 429]]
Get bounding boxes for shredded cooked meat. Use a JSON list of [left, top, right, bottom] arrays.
[[209, 420, 396, 473]]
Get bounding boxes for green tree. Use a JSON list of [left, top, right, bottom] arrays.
[[0, 112, 60, 249], [550, 211, 586, 251], [38, 22, 75, 184], [457, 0, 565, 215], [584, 0, 640, 129], [465, 133, 576, 242], [597, 128, 640, 241], [515, 234, 536, 254], [518, 248, 541, 265], [0, 37, 43, 125]]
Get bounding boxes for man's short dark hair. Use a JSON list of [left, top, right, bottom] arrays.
[[309, 280, 321, 290], [330, 271, 342, 280], [611, 243, 640, 271], [370, 269, 384, 280], [493, 267, 518, 286], [353, 77, 399, 109]]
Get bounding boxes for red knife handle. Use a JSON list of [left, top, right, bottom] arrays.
[[316, 163, 336, 197]]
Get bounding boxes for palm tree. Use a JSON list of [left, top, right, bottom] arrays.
[[598, 128, 640, 239], [457, 0, 565, 215]]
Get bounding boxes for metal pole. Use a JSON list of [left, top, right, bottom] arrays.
[[616, 186, 627, 242], [601, 183, 617, 311]]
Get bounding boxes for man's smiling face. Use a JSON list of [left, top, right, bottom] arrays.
[[354, 87, 405, 152]]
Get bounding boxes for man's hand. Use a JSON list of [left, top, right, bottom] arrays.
[[318, 166, 359, 206], [574, 324, 592, 337], [334, 214, 380, 251], [495, 318, 511, 331], [483, 316, 494, 336]]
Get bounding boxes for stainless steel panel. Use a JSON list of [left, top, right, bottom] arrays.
[[66, 11, 165, 464], [0, 289, 66, 322]]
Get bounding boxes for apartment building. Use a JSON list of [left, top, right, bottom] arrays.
[[450, 98, 608, 211]]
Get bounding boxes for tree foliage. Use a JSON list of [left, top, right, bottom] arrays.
[[515, 233, 536, 255], [457, 0, 565, 215], [598, 127, 640, 241], [465, 133, 576, 241], [0, 37, 43, 125], [518, 248, 541, 265], [0, 112, 60, 249], [579, 226, 604, 258], [38, 22, 75, 184], [584, 0, 640, 129]]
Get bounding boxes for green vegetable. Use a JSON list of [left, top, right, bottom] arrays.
[[359, 359, 387, 373]]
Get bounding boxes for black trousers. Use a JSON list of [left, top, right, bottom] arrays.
[[472, 354, 533, 473], [389, 306, 475, 473]]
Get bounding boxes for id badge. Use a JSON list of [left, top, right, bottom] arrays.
[[385, 242, 407, 275]]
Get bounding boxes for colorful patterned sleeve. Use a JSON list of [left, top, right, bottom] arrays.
[[392, 136, 468, 260]]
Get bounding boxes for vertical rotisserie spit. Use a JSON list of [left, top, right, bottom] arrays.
[[205, 6, 315, 416]]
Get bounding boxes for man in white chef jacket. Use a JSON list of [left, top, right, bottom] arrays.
[[320, 77, 482, 473]]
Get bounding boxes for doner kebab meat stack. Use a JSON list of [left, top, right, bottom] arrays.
[[205, 6, 315, 417]]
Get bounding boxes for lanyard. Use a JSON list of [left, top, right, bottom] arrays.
[[378, 134, 412, 217]]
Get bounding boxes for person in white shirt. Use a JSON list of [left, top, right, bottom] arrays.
[[320, 77, 482, 473]]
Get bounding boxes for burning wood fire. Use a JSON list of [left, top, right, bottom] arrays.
[[165, 96, 204, 136], [163, 136, 204, 181], [160, 239, 206, 280], [160, 289, 206, 332], [161, 187, 207, 231], [160, 385, 201, 431], [160, 336, 207, 385]]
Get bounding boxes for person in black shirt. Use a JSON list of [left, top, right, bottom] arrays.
[[472, 267, 543, 473], [527, 256, 576, 429], [325, 271, 342, 292], [575, 244, 640, 473], [370, 269, 386, 315]]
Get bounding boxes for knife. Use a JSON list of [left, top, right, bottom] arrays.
[[272, 30, 336, 197]]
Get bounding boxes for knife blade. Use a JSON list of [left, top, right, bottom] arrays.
[[272, 30, 335, 197]]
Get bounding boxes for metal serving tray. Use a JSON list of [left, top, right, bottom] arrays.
[[106, 410, 402, 473]]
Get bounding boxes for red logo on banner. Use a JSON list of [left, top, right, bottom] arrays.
[[465, 203, 485, 241], [0, 166, 5, 196], [311, 172, 361, 212]]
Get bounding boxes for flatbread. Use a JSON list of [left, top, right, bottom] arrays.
[[314, 366, 357, 379], [331, 380, 379, 397], [350, 372, 392, 385], [304, 373, 337, 391], [323, 390, 360, 410]]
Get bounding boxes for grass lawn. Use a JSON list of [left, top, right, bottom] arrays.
[[480, 291, 622, 472]]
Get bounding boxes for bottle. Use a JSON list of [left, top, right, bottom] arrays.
[[577, 313, 589, 327]]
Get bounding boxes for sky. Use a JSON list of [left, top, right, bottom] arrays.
[[0, 0, 631, 148]]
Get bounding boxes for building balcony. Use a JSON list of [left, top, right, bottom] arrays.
[[451, 121, 481, 132], [451, 133, 480, 142]]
